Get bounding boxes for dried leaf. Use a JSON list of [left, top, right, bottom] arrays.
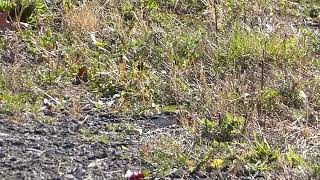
[[73, 66, 89, 85], [0, 10, 12, 31], [78, 66, 88, 81]]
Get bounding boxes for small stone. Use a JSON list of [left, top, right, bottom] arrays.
[[63, 174, 76, 180], [0, 133, 9, 137]]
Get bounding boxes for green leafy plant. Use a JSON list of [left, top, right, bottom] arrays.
[[0, 0, 15, 10], [285, 144, 305, 168], [248, 134, 279, 170], [260, 87, 280, 112], [0, 91, 40, 112], [200, 112, 244, 142]]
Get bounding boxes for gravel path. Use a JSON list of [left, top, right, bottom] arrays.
[[0, 111, 267, 179], [0, 113, 173, 179]]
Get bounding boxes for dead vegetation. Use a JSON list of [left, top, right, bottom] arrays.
[[64, 1, 99, 32], [0, 0, 319, 179]]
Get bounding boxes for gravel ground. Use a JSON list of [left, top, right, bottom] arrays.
[[0, 111, 189, 179], [0, 113, 145, 179]]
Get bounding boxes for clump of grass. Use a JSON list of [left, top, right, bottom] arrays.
[[79, 127, 110, 144], [0, 90, 40, 113], [63, 1, 99, 32]]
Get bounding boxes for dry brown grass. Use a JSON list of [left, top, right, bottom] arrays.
[[64, 2, 99, 32]]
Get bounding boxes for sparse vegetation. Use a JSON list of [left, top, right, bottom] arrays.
[[0, 0, 319, 179]]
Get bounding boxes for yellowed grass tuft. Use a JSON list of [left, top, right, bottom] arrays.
[[64, 2, 99, 32]]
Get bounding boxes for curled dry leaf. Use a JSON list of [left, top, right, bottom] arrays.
[[72, 66, 88, 85], [78, 66, 88, 81]]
